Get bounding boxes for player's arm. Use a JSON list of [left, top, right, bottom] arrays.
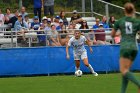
[[66, 38, 72, 59], [111, 28, 121, 37], [111, 20, 120, 38], [85, 38, 93, 53], [111, 28, 117, 38]]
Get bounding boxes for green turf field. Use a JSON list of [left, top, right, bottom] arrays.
[[0, 73, 139, 93]]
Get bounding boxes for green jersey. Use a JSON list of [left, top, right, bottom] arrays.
[[114, 16, 140, 50]]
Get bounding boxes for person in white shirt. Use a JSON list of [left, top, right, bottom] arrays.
[[66, 30, 98, 76]]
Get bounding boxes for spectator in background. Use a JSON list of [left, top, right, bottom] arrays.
[[53, 15, 60, 27], [24, 14, 31, 29], [56, 19, 65, 32], [56, 19, 68, 46], [4, 8, 14, 24], [20, 6, 28, 19], [43, 0, 54, 17], [79, 20, 89, 33], [44, 18, 51, 32], [109, 16, 115, 28], [59, 29, 68, 46], [48, 24, 61, 46], [67, 23, 75, 38], [44, 18, 52, 46], [14, 14, 28, 42], [37, 26, 46, 46], [59, 10, 68, 26], [92, 18, 100, 31], [8, 9, 19, 28], [31, 16, 40, 30], [40, 16, 48, 29], [0, 9, 5, 26], [88, 30, 96, 45], [79, 20, 89, 40], [109, 16, 120, 44], [71, 21, 79, 29], [33, 0, 42, 22], [70, 10, 83, 24], [101, 16, 109, 29], [14, 14, 28, 31], [31, 16, 46, 46], [94, 23, 110, 45]]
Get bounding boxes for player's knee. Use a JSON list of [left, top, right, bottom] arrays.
[[84, 63, 89, 67], [138, 81, 140, 88], [120, 69, 128, 76]]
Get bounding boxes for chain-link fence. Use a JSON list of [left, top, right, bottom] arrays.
[[0, 0, 140, 19]]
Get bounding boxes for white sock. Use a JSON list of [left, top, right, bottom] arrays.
[[75, 67, 80, 71], [88, 64, 95, 74]]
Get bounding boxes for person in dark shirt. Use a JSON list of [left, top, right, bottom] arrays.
[[33, 0, 42, 22], [31, 16, 40, 30], [59, 10, 68, 26], [9, 9, 19, 28], [70, 10, 83, 24], [79, 20, 89, 33], [95, 23, 110, 45]]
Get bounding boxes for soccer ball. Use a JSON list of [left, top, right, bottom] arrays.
[[75, 70, 83, 77]]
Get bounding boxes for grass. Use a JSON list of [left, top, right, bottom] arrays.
[[0, 73, 139, 93]]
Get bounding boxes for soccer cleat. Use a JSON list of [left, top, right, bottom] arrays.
[[93, 72, 98, 76]]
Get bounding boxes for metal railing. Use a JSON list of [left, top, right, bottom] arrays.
[[97, 0, 140, 19], [0, 28, 115, 48]]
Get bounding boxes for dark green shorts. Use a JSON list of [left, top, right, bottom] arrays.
[[120, 49, 138, 61]]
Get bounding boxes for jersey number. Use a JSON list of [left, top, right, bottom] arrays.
[[125, 22, 132, 34]]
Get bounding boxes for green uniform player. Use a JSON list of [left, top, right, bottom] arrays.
[[111, 3, 140, 93], [114, 16, 140, 61]]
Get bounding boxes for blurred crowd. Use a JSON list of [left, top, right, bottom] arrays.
[[0, 0, 140, 47]]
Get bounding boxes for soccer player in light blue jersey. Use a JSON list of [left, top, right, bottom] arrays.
[[66, 30, 98, 76]]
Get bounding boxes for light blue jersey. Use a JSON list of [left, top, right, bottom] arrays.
[[68, 35, 87, 55]]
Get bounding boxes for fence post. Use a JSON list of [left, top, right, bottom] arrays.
[[11, 30, 13, 48], [19, 0, 22, 9], [90, 0, 93, 17], [82, 0, 85, 17], [105, 3, 109, 22]]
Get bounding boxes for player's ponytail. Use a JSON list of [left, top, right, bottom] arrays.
[[124, 2, 135, 15]]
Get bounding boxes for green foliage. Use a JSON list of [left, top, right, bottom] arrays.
[[0, 0, 140, 18]]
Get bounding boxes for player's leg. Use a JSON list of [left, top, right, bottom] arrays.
[[82, 58, 98, 76], [120, 57, 131, 93], [139, 88, 140, 93], [120, 50, 140, 93], [50, 5, 54, 17], [74, 54, 80, 71], [120, 57, 140, 93], [44, 6, 49, 16], [81, 51, 98, 76], [75, 60, 80, 71]]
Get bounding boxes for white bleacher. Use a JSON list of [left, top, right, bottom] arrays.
[[0, 33, 4, 38], [0, 24, 17, 47], [0, 38, 17, 44], [66, 17, 96, 28], [25, 32, 37, 38], [82, 17, 95, 22], [87, 22, 95, 28]]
